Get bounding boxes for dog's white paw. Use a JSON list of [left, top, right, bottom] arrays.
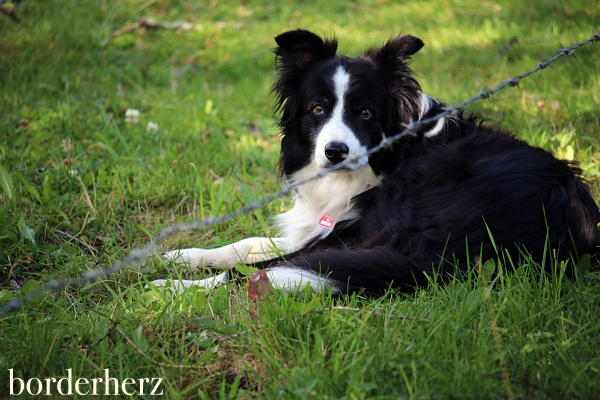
[[162, 248, 215, 269], [147, 273, 228, 294], [149, 279, 169, 287], [146, 279, 181, 292], [163, 248, 233, 269]]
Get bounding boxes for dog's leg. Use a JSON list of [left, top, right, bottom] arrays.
[[149, 271, 228, 294], [149, 264, 339, 295], [163, 237, 291, 269], [153, 247, 431, 295], [262, 263, 342, 294], [255, 248, 431, 295]]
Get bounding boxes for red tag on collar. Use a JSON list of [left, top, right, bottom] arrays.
[[318, 214, 334, 229]]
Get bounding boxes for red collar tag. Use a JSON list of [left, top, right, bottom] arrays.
[[318, 214, 334, 229]]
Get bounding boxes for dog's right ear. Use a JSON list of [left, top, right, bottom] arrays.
[[274, 29, 338, 71]]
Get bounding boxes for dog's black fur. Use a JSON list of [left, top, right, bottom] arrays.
[[248, 29, 600, 294]]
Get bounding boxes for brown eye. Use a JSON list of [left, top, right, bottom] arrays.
[[313, 105, 324, 115], [360, 109, 372, 119]]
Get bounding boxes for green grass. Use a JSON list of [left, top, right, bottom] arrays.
[[1, 0, 599, 398]]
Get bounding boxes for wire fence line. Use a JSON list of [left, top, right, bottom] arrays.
[[1, 33, 598, 316]]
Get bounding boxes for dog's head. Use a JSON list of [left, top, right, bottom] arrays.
[[273, 29, 424, 179]]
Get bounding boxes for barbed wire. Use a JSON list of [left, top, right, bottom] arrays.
[[1, 32, 598, 316]]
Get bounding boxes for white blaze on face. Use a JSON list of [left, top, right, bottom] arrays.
[[314, 66, 369, 170]]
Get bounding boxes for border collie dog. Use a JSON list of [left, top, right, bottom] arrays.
[[151, 29, 600, 295]]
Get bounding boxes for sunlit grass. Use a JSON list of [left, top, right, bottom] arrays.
[[1, 0, 599, 398]]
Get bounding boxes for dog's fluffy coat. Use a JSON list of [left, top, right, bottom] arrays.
[[152, 30, 600, 295]]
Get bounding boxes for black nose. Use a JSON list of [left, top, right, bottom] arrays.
[[324, 141, 350, 164]]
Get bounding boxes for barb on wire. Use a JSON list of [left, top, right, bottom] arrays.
[[1, 33, 598, 316]]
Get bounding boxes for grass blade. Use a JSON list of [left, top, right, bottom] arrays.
[[0, 165, 13, 201]]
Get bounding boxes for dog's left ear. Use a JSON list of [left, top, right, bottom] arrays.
[[366, 34, 424, 69], [366, 35, 425, 171]]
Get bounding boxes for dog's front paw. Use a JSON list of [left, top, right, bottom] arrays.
[[147, 272, 229, 293], [147, 279, 172, 289], [163, 248, 233, 269], [146, 279, 187, 294], [163, 248, 211, 269]]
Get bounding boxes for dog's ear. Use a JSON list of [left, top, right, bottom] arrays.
[[366, 34, 424, 69], [274, 29, 338, 70], [366, 34, 425, 152], [272, 30, 338, 119]]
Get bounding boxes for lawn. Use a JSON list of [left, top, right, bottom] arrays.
[[1, 0, 599, 398]]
